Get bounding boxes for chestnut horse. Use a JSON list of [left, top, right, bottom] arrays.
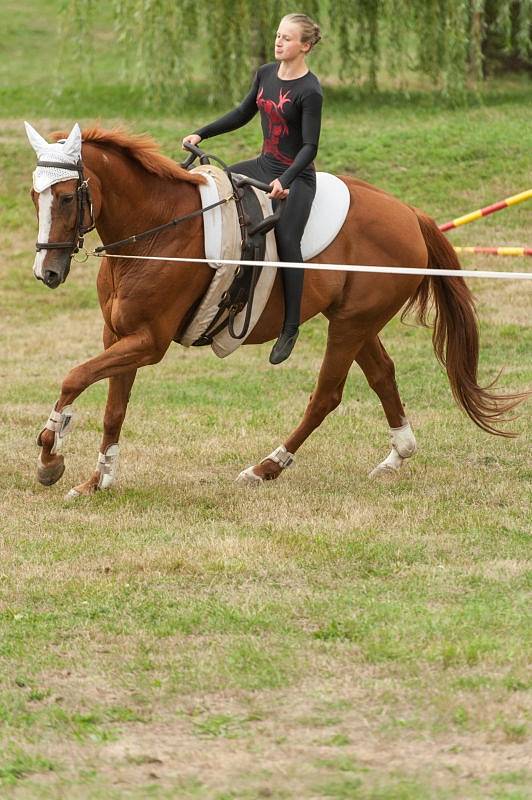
[[26, 124, 524, 498]]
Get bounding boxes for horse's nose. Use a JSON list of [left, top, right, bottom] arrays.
[[43, 269, 61, 289]]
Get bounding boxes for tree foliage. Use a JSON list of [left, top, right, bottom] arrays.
[[61, 0, 531, 102]]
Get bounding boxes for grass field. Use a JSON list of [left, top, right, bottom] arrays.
[[0, 4, 531, 798]]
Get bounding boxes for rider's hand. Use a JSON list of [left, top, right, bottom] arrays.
[[182, 134, 202, 150], [268, 179, 289, 200]]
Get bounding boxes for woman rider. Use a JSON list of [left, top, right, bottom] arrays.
[[183, 13, 322, 364]]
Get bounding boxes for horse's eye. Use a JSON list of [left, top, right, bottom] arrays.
[[61, 194, 74, 205]]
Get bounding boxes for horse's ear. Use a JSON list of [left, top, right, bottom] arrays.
[[63, 123, 82, 161], [24, 121, 49, 156]]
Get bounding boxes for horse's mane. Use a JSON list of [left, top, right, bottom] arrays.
[[51, 127, 206, 184]]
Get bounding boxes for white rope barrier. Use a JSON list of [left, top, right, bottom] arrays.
[[91, 251, 532, 281]]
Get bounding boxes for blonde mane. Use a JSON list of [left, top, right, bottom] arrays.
[[52, 127, 206, 184]]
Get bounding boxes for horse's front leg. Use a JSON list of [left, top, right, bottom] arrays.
[[36, 328, 168, 488], [64, 368, 137, 499]]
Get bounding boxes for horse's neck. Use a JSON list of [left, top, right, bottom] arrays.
[[84, 145, 203, 256]]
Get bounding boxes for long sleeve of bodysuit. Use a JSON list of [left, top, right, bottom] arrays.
[[194, 72, 260, 140], [278, 91, 323, 188]]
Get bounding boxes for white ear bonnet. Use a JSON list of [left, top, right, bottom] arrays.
[[25, 122, 83, 192]]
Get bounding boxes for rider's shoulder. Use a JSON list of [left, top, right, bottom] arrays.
[[306, 71, 323, 94], [296, 71, 323, 102], [257, 62, 277, 75]]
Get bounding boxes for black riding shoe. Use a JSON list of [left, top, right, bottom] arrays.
[[269, 328, 299, 365]]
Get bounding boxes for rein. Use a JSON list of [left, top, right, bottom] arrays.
[[35, 144, 273, 344], [36, 150, 236, 263], [93, 195, 234, 254], [93, 147, 236, 255], [35, 160, 95, 253]]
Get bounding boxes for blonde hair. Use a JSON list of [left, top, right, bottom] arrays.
[[281, 13, 321, 49]]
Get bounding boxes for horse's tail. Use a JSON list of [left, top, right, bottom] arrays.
[[403, 210, 527, 437]]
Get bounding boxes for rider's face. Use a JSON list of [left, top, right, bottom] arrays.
[[274, 22, 310, 62]]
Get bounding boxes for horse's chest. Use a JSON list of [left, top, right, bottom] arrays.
[[99, 293, 129, 337], [97, 291, 115, 330]]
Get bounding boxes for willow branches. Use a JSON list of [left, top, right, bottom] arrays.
[[60, 0, 532, 103]]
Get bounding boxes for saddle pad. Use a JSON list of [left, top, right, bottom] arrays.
[[179, 166, 350, 359], [192, 165, 239, 269], [179, 164, 277, 357], [301, 172, 350, 261]]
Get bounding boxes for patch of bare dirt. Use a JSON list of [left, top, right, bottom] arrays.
[[15, 666, 529, 797]]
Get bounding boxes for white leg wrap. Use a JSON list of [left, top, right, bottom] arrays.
[[369, 422, 416, 478], [236, 445, 295, 485], [96, 444, 120, 490], [41, 404, 75, 455], [261, 445, 295, 469], [390, 422, 417, 458]]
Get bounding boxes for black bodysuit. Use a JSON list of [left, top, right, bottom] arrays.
[[195, 62, 323, 329]]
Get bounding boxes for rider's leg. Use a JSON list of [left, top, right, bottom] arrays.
[[228, 157, 269, 182], [228, 160, 315, 364], [270, 176, 316, 364]]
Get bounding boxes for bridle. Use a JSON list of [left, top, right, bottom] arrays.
[[35, 159, 95, 255], [35, 150, 233, 260]]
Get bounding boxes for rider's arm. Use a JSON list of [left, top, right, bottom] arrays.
[[194, 71, 260, 141], [278, 91, 323, 188]]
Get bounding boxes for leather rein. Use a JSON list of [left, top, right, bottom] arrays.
[[35, 145, 283, 345], [35, 153, 232, 260], [93, 147, 237, 255], [35, 145, 276, 261]]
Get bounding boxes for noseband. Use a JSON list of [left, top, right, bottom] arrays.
[[35, 160, 95, 254]]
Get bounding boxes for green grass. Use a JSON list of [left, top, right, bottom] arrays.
[[0, 2, 531, 799]]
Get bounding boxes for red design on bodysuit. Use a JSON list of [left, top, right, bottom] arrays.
[[257, 87, 293, 165]]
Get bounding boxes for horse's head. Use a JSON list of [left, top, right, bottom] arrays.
[[25, 122, 95, 289]]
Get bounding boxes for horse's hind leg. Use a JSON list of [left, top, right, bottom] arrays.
[[236, 319, 364, 484], [355, 336, 417, 477], [65, 368, 137, 500]]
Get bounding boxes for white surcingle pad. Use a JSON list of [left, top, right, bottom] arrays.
[[24, 121, 82, 192]]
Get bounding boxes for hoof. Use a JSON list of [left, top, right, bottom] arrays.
[[37, 455, 65, 486], [235, 466, 264, 486], [369, 463, 400, 480], [64, 476, 100, 501], [369, 446, 406, 480]]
